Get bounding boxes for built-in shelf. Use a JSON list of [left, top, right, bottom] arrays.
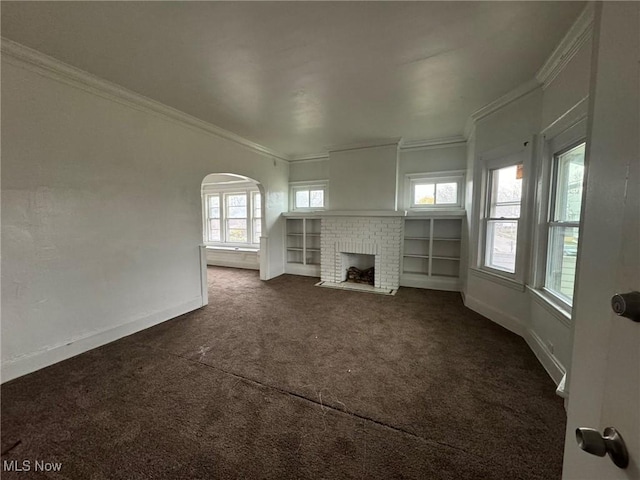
[[284, 216, 321, 277], [401, 216, 464, 291]]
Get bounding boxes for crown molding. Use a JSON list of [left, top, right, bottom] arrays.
[[325, 137, 402, 154], [535, 3, 595, 90], [290, 135, 467, 161], [1, 37, 290, 162], [464, 78, 541, 139], [288, 153, 330, 163], [399, 136, 466, 152]]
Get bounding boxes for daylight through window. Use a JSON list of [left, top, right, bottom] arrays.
[[484, 164, 523, 274], [203, 187, 261, 246], [545, 143, 585, 304]]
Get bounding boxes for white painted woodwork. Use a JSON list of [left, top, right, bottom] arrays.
[[562, 3, 639, 478], [284, 217, 321, 277], [400, 216, 464, 291], [1, 2, 583, 157]]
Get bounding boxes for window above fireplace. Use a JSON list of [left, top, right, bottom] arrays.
[[290, 180, 328, 211], [404, 171, 465, 210]]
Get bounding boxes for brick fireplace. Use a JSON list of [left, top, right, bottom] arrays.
[[320, 215, 403, 291]]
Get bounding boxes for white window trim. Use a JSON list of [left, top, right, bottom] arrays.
[[289, 180, 328, 211], [404, 170, 465, 210], [202, 182, 262, 248], [531, 120, 587, 315], [476, 141, 533, 286]]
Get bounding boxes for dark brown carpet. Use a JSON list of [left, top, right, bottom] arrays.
[[1, 267, 566, 479]]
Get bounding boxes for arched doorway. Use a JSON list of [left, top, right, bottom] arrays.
[[200, 173, 265, 280]]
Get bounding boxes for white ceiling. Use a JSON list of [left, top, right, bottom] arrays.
[[1, 1, 584, 158]]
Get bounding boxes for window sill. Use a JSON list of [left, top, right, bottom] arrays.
[[468, 267, 525, 292], [205, 245, 259, 253], [406, 208, 466, 217], [282, 211, 325, 217], [527, 287, 572, 327]]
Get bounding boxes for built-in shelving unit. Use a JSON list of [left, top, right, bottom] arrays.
[[285, 217, 321, 277], [401, 215, 464, 291]]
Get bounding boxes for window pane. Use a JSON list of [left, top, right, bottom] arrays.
[[546, 226, 579, 302], [208, 219, 221, 242], [414, 183, 435, 204], [435, 183, 457, 204], [207, 195, 220, 219], [309, 189, 324, 208], [485, 220, 518, 273], [227, 219, 247, 243], [228, 206, 246, 219], [253, 218, 262, 243], [493, 204, 521, 218], [253, 193, 261, 217], [296, 190, 309, 208], [554, 144, 585, 222], [227, 194, 247, 207], [493, 165, 523, 204]]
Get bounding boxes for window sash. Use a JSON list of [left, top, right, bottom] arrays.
[[482, 164, 523, 276], [205, 194, 221, 243], [484, 219, 519, 274], [541, 142, 585, 306], [252, 192, 262, 244]]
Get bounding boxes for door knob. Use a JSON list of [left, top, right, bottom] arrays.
[[611, 291, 640, 322], [575, 427, 629, 469]]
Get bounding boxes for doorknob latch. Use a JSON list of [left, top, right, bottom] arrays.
[[611, 291, 640, 322], [576, 427, 629, 469]]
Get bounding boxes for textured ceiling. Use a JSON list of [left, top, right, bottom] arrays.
[[1, 1, 584, 157]]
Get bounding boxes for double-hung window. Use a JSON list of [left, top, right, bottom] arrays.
[[544, 142, 585, 304], [205, 194, 221, 242], [483, 164, 523, 274], [252, 191, 262, 244], [225, 193, 248, 243], [202, 186, 261, 247]]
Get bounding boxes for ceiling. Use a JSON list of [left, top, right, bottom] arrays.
[[1, 1, 584, 158]]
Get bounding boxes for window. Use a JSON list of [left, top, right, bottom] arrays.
[[202, 185, 261, 247], [544, 142, 585, 304], [252, 191, 262, 244], [406, 171, 465, 209], [483, 164, 523, 274], [225, 193, 248, 243], [290, 182, 327, 211], [205, 194, 221, 242]]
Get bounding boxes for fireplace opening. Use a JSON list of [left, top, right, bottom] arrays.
[[341, 253, 375, 286]]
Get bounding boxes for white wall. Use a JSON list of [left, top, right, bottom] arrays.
[[328, 144, 399, 211], [1, 55, 289, 382], [288, 144, 467, 211], [289, 158, 329, 183], [463, 34, 593, 387]]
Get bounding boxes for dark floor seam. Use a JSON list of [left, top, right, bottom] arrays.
[[136, 341, 487, 461]]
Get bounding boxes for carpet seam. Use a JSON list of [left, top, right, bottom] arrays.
[[135, 341, 488, 462]]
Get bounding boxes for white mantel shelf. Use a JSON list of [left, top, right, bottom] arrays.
[[282, 210, 407, 218]]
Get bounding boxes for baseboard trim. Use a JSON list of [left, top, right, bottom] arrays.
[[1, 296, 203, 384], [524, 328, 566, 386], [463, 294, 525, 337], [464, 294, 567, 391], [207, 260, 259, 270]]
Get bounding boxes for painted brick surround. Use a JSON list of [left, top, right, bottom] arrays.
[[320, 216, 403, 290]]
